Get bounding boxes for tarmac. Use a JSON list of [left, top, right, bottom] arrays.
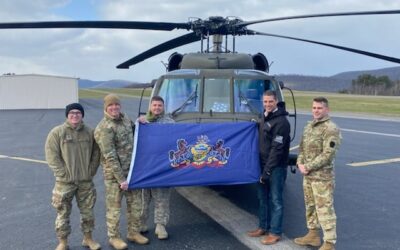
[[178, 187, 306, 250]]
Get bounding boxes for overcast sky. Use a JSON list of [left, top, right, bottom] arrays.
[[0, 0, 399, 82]]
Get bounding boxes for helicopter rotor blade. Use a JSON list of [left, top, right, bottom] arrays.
[[250, 30, 400, 64], [0, 21, 190, 31], [238, 9, 400, 28], [117, 32, 201, 69]]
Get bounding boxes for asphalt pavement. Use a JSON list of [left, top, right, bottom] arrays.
[[1, 97, 399, 250], [0, 99, 250, 250]]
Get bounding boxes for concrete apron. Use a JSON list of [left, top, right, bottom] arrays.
[[177, 187, 305, 250]]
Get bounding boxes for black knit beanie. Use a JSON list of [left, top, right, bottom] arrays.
[[65, 103, 84, 117]]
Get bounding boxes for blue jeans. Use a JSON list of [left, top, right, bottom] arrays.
[[257, 167, 287, 235]]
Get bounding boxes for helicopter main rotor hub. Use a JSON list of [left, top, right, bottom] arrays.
[[189, 16, 249, 36]]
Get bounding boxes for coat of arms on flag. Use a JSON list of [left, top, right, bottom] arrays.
[[127, 121, 260, 189], [169, 135, 230, 168]]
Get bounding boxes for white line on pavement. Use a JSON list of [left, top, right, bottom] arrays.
[[347, 158, 400, 167], [341, 128, 400, 138], [0, 155, 47, 164]]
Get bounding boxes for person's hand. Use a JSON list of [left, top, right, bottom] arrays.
[[298, 164, 309, 175], [137, 115, 148, 124], [120, 181, 128, 191], [259, 172, 270, 184]]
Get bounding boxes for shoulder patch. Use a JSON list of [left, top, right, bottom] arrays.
[[274, 135, 283, 144]]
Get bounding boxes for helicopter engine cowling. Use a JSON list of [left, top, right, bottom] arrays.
[[180, 53, 255, 70], [252, 53, 269, 73], [168, 52, 183, 71], [171, 52, 270, 72]]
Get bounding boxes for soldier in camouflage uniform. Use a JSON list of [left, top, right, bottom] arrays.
[[94, 94, 148, 250], [137, 96, 174, 240], [294, 97, 342, 250], [45, 103, 101, 250]]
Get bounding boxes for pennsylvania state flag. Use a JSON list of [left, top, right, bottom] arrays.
[[127, 121, 260, 189]]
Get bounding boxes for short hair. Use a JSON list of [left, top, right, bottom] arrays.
[[313, 96, 329, 107], [263, 90, 277, 100], [151, 95, 164, 104]]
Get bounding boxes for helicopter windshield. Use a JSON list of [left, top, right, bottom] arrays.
[[234, 79, 272, 114], [158, 78, 200, 113], [158, 75, 276, 115], [203, 78, 231, 113]]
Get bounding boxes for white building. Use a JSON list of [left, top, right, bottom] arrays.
[[0, 74, 78, 110]]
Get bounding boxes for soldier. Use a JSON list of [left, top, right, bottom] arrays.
[[294, 97, 342, 250], [138, 96, 174, 240], [247, 90, 290, 245], [45, 103, 101, 250], [94, 94, 148, 250]]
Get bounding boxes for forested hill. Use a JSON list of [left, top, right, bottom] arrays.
[[275, 66, 400, 92]]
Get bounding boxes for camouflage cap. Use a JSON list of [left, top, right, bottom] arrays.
[[104, 94, 121, 110]]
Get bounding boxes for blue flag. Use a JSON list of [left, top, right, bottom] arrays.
[[128, 121, 260, 189]]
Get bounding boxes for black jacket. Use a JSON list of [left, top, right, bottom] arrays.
[[260, 107, 290, 178]]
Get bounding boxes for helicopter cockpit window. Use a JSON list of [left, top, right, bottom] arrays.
[[158, 78, 200, 114], [203, 78, 231, 113], [234, 79, 272, 114]]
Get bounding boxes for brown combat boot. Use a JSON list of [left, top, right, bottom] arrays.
[[319, 242, 335, 250], [109, 237, 128, 250], [294, 229, 321, 247], [155, 224, 168, 240], [127, 232, 149, 244], [82, 232, 101, 250], [55, 237, 67, 250]]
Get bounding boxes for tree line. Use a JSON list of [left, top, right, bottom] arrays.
[[348, 74, 400, 96]]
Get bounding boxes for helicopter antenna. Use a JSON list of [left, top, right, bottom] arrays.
[[232, 35, 236, 53], [161, 60, 168, 71], [200, 33, 204, 52], [206, 32, 210, 53], [225, 34, 228, 52]]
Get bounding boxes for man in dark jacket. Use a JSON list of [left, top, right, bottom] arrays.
[[247, 90, 290, 245]]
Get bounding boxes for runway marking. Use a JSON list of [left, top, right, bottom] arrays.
[[0, 155, 47, 164], [347, 158, 400, 167], [341, 128, 400, 138]]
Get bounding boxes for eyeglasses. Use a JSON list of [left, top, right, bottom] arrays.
[[68, 111, 82, 116]]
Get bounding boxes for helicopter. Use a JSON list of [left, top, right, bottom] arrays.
[[1, 10, 400, 162]]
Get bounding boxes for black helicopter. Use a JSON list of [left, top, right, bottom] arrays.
[[1, 10, 400, 141]]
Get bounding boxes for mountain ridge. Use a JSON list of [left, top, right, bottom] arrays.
[[79, 66, 400, 92]]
